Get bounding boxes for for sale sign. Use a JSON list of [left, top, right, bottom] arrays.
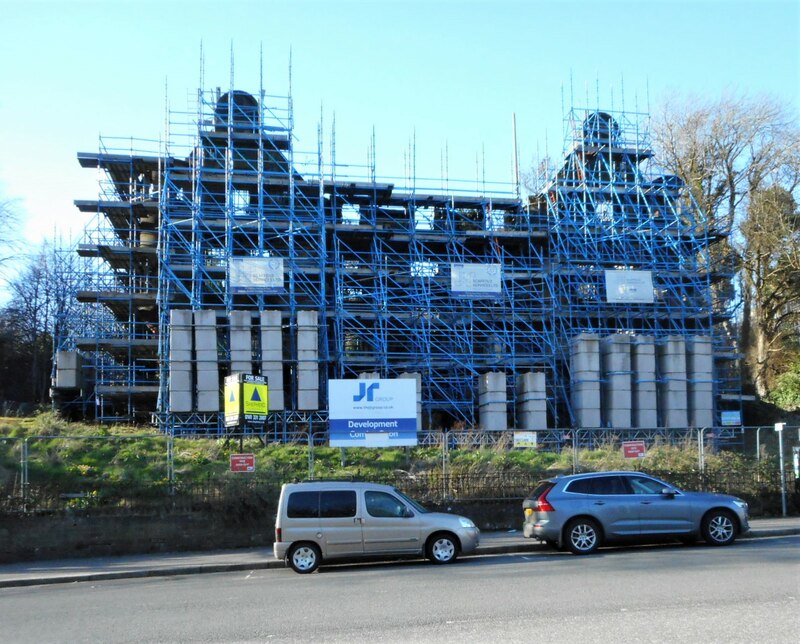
[[230, 453, 256, 473], [225, 373, 268, 427], [622, 440, 647, 459]]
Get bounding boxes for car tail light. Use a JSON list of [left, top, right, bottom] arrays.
[[535, 487, 555, 513], [276, 527, 282, 542]]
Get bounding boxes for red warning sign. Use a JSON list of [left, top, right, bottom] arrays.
[[230, 453, 256, 472], [622, 440, 647, 459]]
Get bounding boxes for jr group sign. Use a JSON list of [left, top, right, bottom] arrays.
[[328, 379, 418, 447]]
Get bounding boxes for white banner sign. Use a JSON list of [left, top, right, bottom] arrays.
[[604, 270, 654, 304], [513, 431, 539, 448], [229, 257, 284, 294], [720, 410, 742, 426], [450, 263, 502, 299], [328, 379, 417, 447]]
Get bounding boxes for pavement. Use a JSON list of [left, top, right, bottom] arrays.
[[1, 517, 798, 589]]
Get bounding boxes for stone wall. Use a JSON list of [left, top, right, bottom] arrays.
[[0, 513, 273, 564], [3, 494, 792, 563], [0, 500, 521, 563]]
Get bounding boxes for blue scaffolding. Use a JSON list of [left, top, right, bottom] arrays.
[[52, 79, 741, 440]]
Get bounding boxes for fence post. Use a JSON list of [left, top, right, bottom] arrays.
[[308, 432, 315, 480], [442, 432, 449, 502], [167, 434, 175, 495], [21, 437, 29, 512], [572, 429, 580, 474], [775, 423, 787, 517], [755, 426, 762, 462], [698, 427, 706, 481]]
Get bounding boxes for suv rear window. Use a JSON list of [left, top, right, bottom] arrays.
[[287, 490, 357, 518], [527, 480, 555, 501]]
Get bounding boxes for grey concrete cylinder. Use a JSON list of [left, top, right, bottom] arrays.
[[516, 371, 547, 430], [688, 336, 714, 427], [260, 310, 284, 411], [570, 334, 602, 428], [194, 310, 219, 412], [632, 335, 658, 428], [296, 311, 319, 410], [657, 336, 688, 428], [478, 371, 507, 431], [601, 335, 632, 428]]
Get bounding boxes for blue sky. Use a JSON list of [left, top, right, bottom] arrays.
[[0, 0, 797, 247]]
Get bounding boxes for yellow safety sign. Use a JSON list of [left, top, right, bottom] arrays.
[[243, 382, 269, 416], [224, 376, 241, 426]]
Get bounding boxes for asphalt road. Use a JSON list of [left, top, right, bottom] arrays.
[[1, 536, 797, 643]]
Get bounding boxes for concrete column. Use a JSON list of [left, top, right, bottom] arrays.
[[632, 335, 658, 428], [601, 335, 632, 428], [570, 333, 601, 428], [168, 310, 193, 412], [260, 310, 284, 411], [478, 371, 507, 431], [687, 336, 714, 427], [194, 310, 219, 412], [515, 371, 547, 431], [229, 310, 252, 374], [399, 372, 423, 431], [55, 351, 82, 389], [296, 311, 319, 410], [657, 336, 688, 428]]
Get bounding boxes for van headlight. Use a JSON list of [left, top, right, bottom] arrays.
[[459, 517, 476, 529], [733, 499, 748, 510]]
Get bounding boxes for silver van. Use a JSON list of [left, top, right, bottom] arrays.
[[273, 480, 480, 573]]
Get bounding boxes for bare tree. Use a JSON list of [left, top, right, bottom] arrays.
[[651, 93, 800, 231], [0, 197, 20, 270], [0, 240, 78, 405], [652, 92, 800, 399], [740, 186, 800, 397]]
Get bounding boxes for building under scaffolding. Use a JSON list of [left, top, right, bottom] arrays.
[[51, 80, 742, 441]]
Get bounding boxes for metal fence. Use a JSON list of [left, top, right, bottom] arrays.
[[1, 429, 797, 516], [2, 463, 795, 518]]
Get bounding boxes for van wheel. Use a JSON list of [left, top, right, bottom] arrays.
[[288, 543, 321, 573], [565, 518, 601, 555], [426, 533, 458, 564]]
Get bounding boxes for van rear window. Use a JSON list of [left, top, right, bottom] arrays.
[[287, 491, 319, 518], [287, 490, 358, 518]]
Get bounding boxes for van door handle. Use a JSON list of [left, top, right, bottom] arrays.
[[593, 501, 605, 506], [354, 517, 363, 524], [640, 501, 652, 505]]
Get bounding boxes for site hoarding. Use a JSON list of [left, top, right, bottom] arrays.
[[328, 379, 418, 447]]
